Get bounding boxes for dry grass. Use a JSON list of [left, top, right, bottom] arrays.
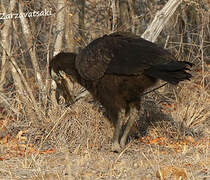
[[0, 0, 209, 179], [0, 82, 209, 179]]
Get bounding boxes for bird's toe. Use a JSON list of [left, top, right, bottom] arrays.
[[111, 142, 121, 153], [120, 139, 126, 149]]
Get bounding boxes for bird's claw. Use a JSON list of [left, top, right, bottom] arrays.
[[111, 142, 122, 153]]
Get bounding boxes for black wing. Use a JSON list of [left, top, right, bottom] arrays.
[[75, 32, 176, 80]]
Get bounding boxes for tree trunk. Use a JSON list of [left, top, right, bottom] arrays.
[[110, 0, 139, 33], [141, 0, 182, 42], [54, 0, 66, 55], [18, 0, 44, 102], [0, 0, 16, 91], [64, 0, 76, 52], [119, 0, 130, 31], [0, 0, 42, 120], [78, 0, 85, 46], [128, 0, 140, 33], [111, 0, 120, 31], [51, 0, 67, 106]]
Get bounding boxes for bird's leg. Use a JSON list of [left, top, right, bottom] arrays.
[[112, 108, 125, 152], [120, 104, 139, 148]]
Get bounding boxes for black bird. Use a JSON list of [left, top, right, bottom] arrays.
[[50, 32, 193, 152]]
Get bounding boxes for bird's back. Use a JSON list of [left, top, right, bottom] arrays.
[[75, 32, 177, 81]]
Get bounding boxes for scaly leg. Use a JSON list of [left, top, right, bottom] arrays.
[[112, 108, 126, 152], [120, 104, 139, 148]]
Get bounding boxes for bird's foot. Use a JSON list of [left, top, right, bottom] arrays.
[[120, 138, 126, 149], [111, 142, 122, 153]]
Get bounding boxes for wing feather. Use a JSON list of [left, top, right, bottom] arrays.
[[75, 32, 176, 80]]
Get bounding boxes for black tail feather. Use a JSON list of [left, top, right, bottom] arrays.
[[145, 61, 193, 85]]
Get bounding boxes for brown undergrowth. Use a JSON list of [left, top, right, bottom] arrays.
[[0, 0, 209, 179]]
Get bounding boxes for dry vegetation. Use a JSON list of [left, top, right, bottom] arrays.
[[0, 0, 209, 179]]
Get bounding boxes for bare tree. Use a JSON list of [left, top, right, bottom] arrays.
[[141, 0, 182, 42], [108, 0, 183, 42], [18, 0, 44, 103], [119, 0, 130, 31], [64, 1, 76, 52], [78, 0, 85, 45], [54, 0, 66, 55], [0, 18, 10, 91], [0, 0, 43, 120], [111, 0, 120, 31], [0, 0, 23, 95], [50, 0, 67, 105]]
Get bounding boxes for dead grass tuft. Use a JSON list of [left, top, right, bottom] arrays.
[[0, 0, 209, 179], [171, 83, 209, 134], [45, 101, 113, 152]]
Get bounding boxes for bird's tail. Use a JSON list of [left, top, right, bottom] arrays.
[[145, 61, 193, 85]]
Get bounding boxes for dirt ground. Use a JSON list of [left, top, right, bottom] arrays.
[[0, 137, 209, 179], [0, 94, 209, 180]]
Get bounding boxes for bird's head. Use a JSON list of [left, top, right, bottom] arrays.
[[49, 52, 86, 105]]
